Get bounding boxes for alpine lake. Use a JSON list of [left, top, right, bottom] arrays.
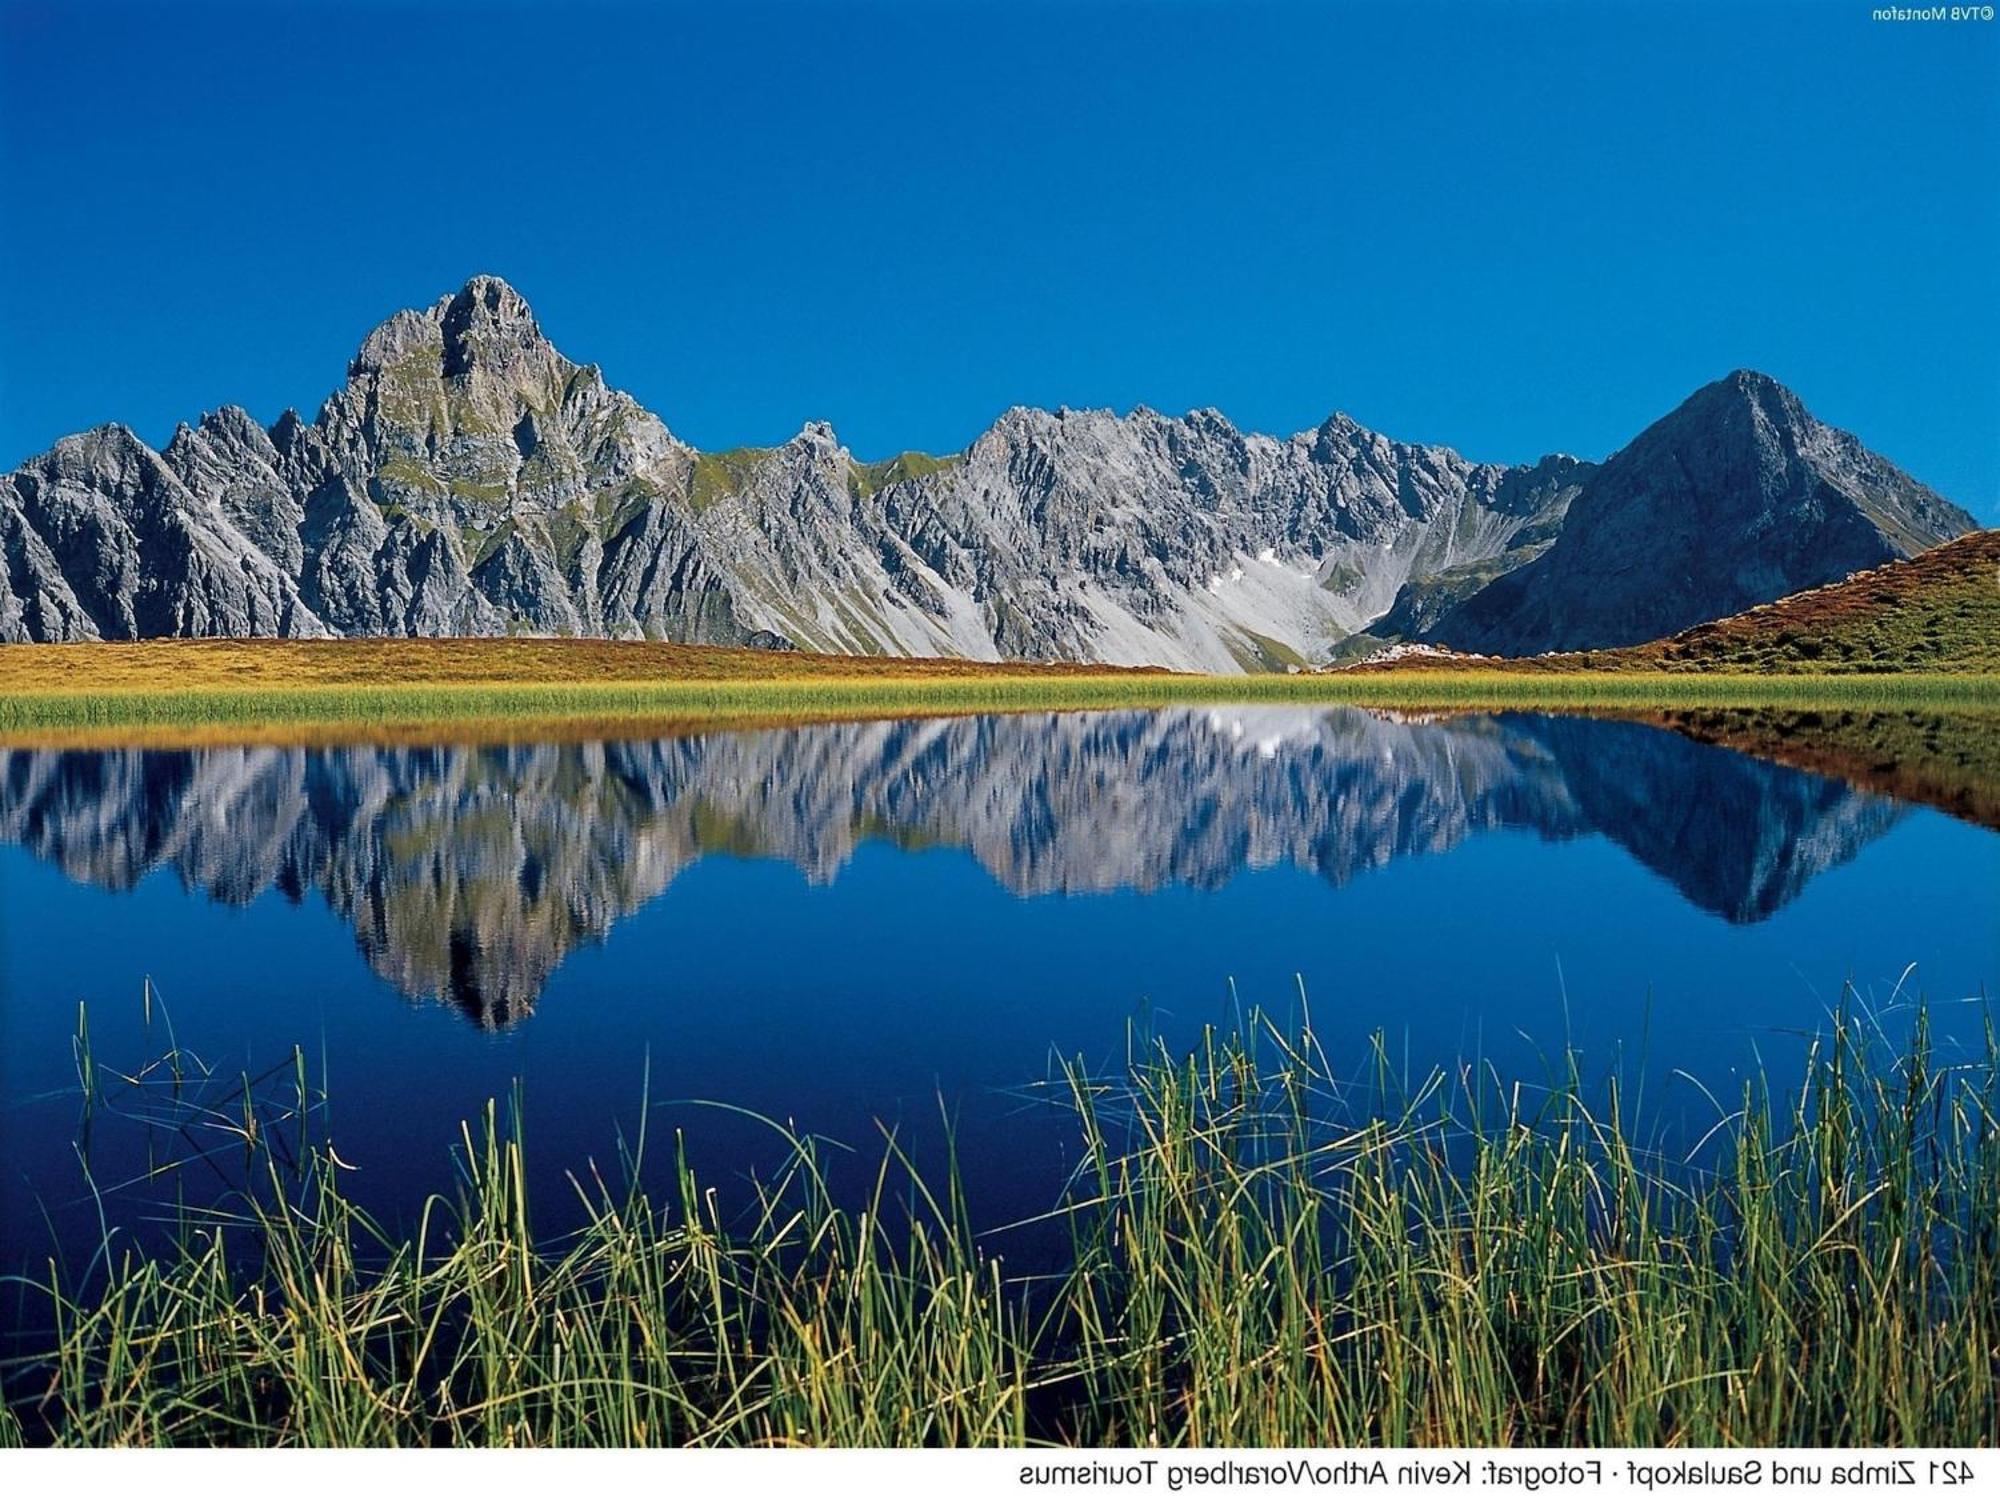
[[2, 701, 1996, 1291]]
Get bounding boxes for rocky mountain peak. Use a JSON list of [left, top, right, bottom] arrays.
[[201, 402, 266, 438], [439, 275, 552, 380], [183, 404, 278, 460], [342, 275, 565, 389], [1416, 371, 1976, 655], [0, 281, 1972, 662], [1718, 367, 1796, 402], [448, 273, 535, 321], [1306, 411, 1378, 460], [42, 422, 159, 484], [1631, 369, 1809, 453], [160, 408, 283, 497], [347, 307, 439, 379]]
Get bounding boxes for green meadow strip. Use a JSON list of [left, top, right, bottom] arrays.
[[3, 670, 1997, 735], [7, 999, 1995, 1446]]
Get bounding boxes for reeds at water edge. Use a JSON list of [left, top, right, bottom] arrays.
[[4, 991, 1995, 1447]]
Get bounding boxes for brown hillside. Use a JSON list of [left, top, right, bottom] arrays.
[[1351, 531, 1998, 675], [1594, 529, 1999, 673]]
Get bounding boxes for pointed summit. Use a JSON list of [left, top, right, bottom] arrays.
[[440, 275, 547, 379], [344, 275, 556, 383], [449, 273, 534, 317], [1710, 367, 1790, 398], [1626, 369, 1809, 451], [1417, 373, 1976, 654], [323, 275, 589, 458], [0, 278, 1974, 661]]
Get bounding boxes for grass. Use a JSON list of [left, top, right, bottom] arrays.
[[1615, 531, 2000, 674], [0, 634, 1171, 694], [2, 636, 1997, 746], [6, 996, 1995, 1447], [1415, 530, 2000, 677], [849, 450, 961, 500], [687, 448, 776, 511]]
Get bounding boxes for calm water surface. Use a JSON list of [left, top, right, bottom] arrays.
[[2, 706, 1995, 1276]]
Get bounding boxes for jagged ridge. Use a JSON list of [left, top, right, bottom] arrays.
[[0, 281, 1972, 666]]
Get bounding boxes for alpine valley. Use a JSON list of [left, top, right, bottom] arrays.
[[0, 277, 1975, 669]]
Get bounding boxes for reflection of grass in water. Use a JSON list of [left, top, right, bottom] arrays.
[[10, 993, 1995, 1447], [1653, 707, 2000, 830]]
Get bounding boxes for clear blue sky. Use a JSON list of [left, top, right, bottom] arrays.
[[3, 1, 1995, 517]]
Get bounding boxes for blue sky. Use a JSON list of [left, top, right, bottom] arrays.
[[2, 1, 1995, 516]]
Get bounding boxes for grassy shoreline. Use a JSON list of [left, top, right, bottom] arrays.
[[7, 1004, 1994, 1447], [5, 664, 1998, 745]]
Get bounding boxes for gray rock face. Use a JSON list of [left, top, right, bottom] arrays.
[[0, 285, 1970, 664], [1412, 372, 1976, 655], [3, 423, 323, 641]]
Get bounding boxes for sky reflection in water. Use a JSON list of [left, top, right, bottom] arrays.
[[1, 706, 1993, 1267]]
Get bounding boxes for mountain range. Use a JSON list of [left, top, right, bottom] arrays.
[[0, 277, 1974, 668], [0, 709, 1898, 1028]]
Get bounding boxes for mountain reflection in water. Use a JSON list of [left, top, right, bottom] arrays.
[[0, 708, 1904, 1029]]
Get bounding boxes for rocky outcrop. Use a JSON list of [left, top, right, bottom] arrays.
[[1411, 372, 1975, 655], [0, 709, 1902, 1027], [0, 283, 1970, 665], [3, 424, 323, 640]]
